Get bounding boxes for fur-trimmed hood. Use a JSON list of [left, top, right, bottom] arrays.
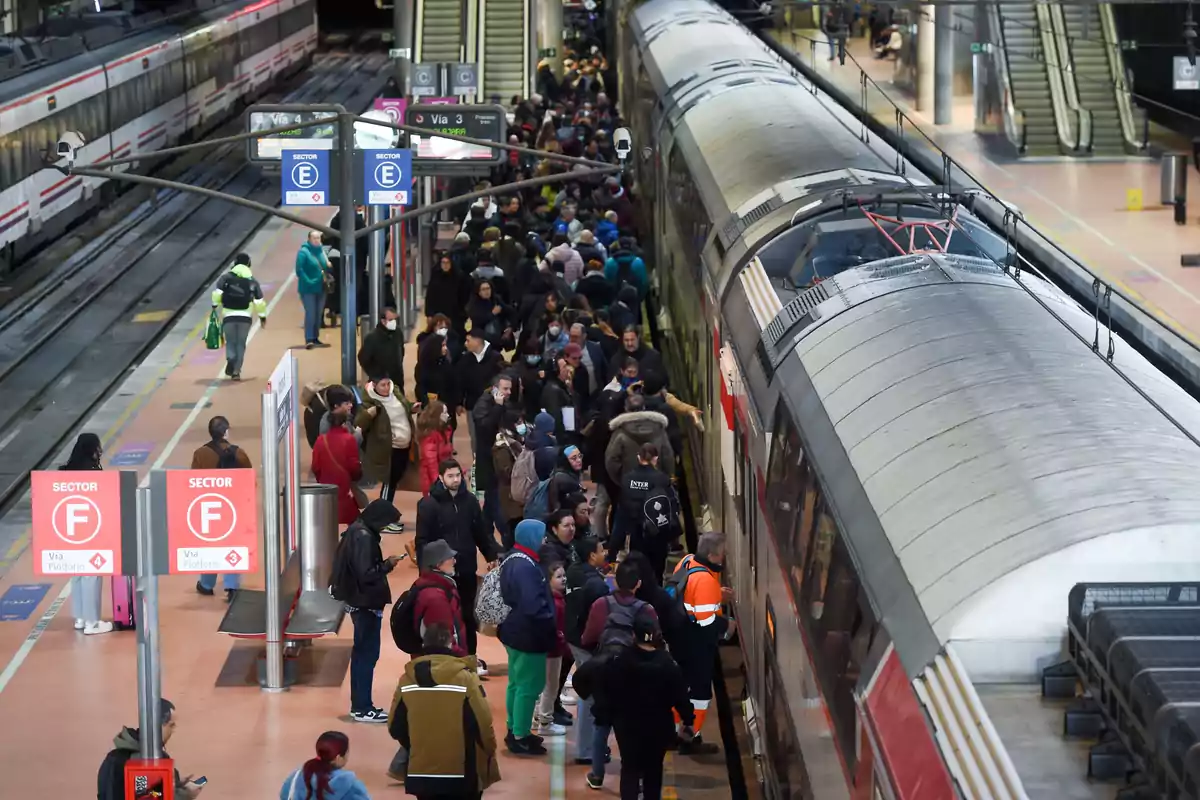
[[608, 409, 668, 438]]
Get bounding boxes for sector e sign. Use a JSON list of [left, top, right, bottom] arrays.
[[164, 470, 258, 575], [404, 103, 505, 169]]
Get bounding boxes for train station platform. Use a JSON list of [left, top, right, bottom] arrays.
[[0, 209, 737, 798], [770, 28, 1200, 356]]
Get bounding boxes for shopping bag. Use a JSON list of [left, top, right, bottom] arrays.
[[203, 308, 222, 350]]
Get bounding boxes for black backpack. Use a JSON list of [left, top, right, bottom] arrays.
[[221, 273, 254, 310], [390, 583, 454, 654], [205, 442, 240, 469], [328, 528, 358, 602], [641, 490, 676, 538], [596, 596, 648, 652]]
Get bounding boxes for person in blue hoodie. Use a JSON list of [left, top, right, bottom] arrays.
[[526, 411, 559, 480], [498, 519, 558, 756], [594, 210, 620, 249], [295, 230, 330, 350], [279, 731, 370, 799]]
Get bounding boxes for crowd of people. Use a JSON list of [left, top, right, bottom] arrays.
[[88, 13, 736, 800]]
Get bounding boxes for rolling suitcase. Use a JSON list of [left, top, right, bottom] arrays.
[[111, 576, 136, 630]]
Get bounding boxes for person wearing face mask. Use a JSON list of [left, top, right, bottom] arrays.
[[541, 356, 581, 445], [355, 376, 417, 506], [541, 314, 570, 360], [467, 279, 512, 347], [415, 332, 459, 417], [357, 308, 406, 396], [513, 342, 545, 420], [416, 399, 454, 496], [415, 459, 500, 672], [409, 540, 468, 656], [491, 409, 529, 550], [295, 230, 330, 350], [459, 329, 506, 450]]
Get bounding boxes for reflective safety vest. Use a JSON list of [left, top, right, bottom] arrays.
[[674, 555, 723, 628]]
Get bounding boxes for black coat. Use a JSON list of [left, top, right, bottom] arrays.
[[608, 343, 665, 385], [415, 480, 499, 577], [471, 393, 507, 487], [415, 338, 459, 408], [342, 519, 396, 610], [575, 272, 615, 314], [540, 376, 578, 442], [358, 324, 405, 388], [425, 266, 471, 328], [458, 345, 506, 412], [564, 562, 610, 647], [538, 531, 578, 572], [605, 647, 694, 751]]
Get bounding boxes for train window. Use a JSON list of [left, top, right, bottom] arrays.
[[763, 644, 812, 797], [766, 404, 804, 552], [788, 461, 819, 590]]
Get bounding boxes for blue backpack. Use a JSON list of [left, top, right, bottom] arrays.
[[523, 478, 552, 520]]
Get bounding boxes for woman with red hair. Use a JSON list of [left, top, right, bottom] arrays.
[[279, 731, 370, 799]]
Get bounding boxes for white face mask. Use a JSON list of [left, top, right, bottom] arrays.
[[548, 326, 561, 337], [384, 319, 397, 331], [436, 327, 449, 337]]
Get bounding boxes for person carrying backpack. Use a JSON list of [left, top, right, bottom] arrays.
[[211, 252, 267, 381], [603, 237, 646, 300], [609, 443, 678, 582], [190, 415, 250, 601], [575, 559, 658, 790], [391, 539, 467, 657]]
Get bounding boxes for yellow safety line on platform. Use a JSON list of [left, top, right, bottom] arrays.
[[132, 310, 173, 323]]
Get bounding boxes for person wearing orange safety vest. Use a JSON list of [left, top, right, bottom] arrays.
[[669, 531, 735, 756]]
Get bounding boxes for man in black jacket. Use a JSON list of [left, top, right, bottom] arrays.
[[97, 699, 205, 799], [460, 329, 506, 448], [609, 442, 678, 582], [415, 459, 500, 669], [608, 326, 665, 386], [472, 373, 514, 545], [338, 499, 401, 723], [358, 307, 405, 393]]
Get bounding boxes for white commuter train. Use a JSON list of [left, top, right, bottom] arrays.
[[0, 0, 318, 266]]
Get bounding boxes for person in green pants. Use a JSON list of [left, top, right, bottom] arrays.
[[497, 519, 558, 756]]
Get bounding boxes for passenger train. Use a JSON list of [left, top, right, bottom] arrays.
[[615, 0, 1200, 797], [0, 0, 318, 266]]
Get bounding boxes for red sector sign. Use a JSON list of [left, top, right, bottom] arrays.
[[165, 470, 257, 574], [31, 471, 124, 576]]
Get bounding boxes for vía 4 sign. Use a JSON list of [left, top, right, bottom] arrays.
[[30, 471, 130, 576], [164, 470, 258, 574]]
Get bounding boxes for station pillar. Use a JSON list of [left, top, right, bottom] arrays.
[[934, 4, 954, 125], [917, 5, 935, 114], [537, 0, 564, 78]]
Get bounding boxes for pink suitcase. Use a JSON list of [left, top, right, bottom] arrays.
[[111, 577, 136, 630]]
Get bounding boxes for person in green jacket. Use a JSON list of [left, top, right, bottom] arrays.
[[296, 230, 330, 349]]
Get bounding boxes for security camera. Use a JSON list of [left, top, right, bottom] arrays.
[[55, 131, 87, 168], [613, 127, 632, 163]]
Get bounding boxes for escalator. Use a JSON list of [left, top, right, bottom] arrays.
[[479, 0, 529, 101], [415, 0, 464, 64], [1058, 4, 1130, 155], [995, 3, 1061, 156]]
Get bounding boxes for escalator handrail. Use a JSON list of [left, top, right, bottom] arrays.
[[1033, 2, 1078, 152], [990, 4, 1029, 154], [1098, 3, 1146, 151], [1049, 3, 1091, 152]]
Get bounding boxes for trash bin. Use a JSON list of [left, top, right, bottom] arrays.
[[1162, 153, 1188, 205], [298, 483, 338, 593]]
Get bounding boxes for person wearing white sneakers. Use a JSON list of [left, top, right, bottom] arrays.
[[61, 433, 114, 635], [534, 561, 571, 737]]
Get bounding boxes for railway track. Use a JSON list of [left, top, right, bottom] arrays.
[[0, 50, 389, 525]]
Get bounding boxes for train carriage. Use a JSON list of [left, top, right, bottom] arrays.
[[617, 0, 1200, 798]]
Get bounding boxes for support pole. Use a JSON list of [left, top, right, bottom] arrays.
[[537, 0, 563, 78], [368, 204, 385, 326], [338, 114, 359, 388], [261, 392, 285, 692], [135, 484, 163, 758], [393, 0, 413, 94], [417, 176, 434, 304], [934, 2, 954, 125], [392, 207, 408, 333], [917, 5, 935, 114]]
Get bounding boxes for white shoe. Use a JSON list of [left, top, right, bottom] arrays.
[[564, 674, 573, 689], [84, 621, 114, 635], [535, 722, 567, 736], [477, 658, 489, 677], [559, 693, 576, 706], [74, 619, 85, 631]]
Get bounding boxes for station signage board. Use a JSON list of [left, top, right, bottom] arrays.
[[372, 97, 407, 127], [162, 470, 258, 574], [363, 149, 413, 206], [247, 108, 338, 161], [280, 150, 329, 206], [404, 103, 505, 172], [30, 470, 135, 576]]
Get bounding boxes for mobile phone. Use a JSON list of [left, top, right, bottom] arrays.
[[192, 777, 208, 786]]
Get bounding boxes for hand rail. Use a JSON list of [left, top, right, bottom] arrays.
[[414, 0, 427, 62], [1049, 3, 1092, 152], [988, 4, 1030, 154], [1098, 2, 1146, 151], [1034, 2, 1077, 152]]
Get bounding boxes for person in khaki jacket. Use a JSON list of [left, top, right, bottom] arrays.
[[388, 624, 501, 799]]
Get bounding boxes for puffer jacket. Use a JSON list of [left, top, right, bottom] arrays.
[[604, 410, 675, 485], [491, 431, 526, 521], [418, 427, 454, 495], [354, 387, 417, 485], [389, 650, 501, 797]]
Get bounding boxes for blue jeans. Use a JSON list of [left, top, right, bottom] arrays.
[[350, 609, 382, 713], [570, 645, 611, 776], [198, 573, 241, 591], [300, 292, 325, 344]]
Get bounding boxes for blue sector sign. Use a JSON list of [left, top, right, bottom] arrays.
[[364, 149, 412, 206], [281, 150, 328, 206]]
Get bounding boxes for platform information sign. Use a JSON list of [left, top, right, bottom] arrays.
[[163, 470, 258, 574], [30, 471, 126, 576], [404, 104, 504, 169], [363, 149, 413, 206], [248, 109, 337, 160], [280, 150, 329, 206], [372, 97, 407, 126]]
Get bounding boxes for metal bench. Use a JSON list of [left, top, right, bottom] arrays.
[[217, 549, 345, 640]]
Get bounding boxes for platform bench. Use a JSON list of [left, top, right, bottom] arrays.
[[217, 550, 346, 641]]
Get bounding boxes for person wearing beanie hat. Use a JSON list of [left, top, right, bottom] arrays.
[[409, 539, 468, 657], [335, 499, 402, 724], [528, 411, 559, 481], [497, 519, 557, 755]]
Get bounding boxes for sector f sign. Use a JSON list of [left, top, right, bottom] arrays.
[[30, 471, 133, 576], [164, 470, 258, 574]]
